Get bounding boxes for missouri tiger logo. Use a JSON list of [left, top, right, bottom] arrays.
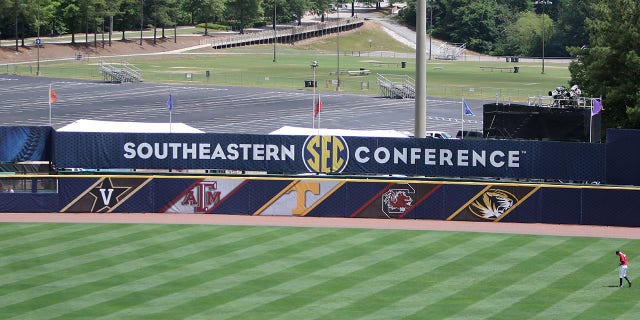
[[469, 188, 517, 220], [302, 135, 349, 174]]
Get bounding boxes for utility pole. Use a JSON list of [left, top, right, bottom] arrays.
[[273, 0, 277, 62], [535, 0, 552, 74], [140, 0, 144, 46]]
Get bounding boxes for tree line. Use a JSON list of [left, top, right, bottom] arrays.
[[398, 0, 638, 130], [398, 0, 589, 58], [0, 0, 355, 45]]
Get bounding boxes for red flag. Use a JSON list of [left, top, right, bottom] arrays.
[[49, 89, 58, 104], [314, 95, 323, 117]]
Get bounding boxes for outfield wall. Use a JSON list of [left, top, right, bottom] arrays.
[[5, 127, 640, 184], [1, 175, 640, 227]]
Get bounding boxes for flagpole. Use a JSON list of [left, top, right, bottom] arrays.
[[312, 96, 315, 129], [589, 98, 593, 143], [48, 83, 52, 126], [311, 60, 318, 129], [461, 98, 464, 139], [318, 94, 321, 130]]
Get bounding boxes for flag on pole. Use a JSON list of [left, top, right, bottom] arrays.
[[167, 94, 174, 110], [314, 95, 323, 117], [592, 99, 602, 116], [463, 99, 474, 116], [49, 88, 58, 104]]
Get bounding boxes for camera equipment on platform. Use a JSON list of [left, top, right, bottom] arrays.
[[484, 85, 601, 142]]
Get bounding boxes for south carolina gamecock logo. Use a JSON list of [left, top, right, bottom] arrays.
[[382, 185, 415, 217]]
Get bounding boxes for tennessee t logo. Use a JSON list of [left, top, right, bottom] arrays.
[[285, 181, 320, 216]]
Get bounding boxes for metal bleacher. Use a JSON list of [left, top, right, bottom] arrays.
[[434, 42, 466, 60], [99, 61, 143, 83], [376, 73, 415, 99]]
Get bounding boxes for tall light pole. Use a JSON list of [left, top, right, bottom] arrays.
[[273, 0, 277, 62], [36, 0, 41, 76], [311, 60, 318, 128], [535, 0, 552, 74], [428, 0, 433, 60], [415, 0, 427, 138], [140, 0, 144, 46], [336, 3, 340, 91]]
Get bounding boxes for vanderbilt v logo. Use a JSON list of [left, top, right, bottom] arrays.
[[61, 177, 150, 213], [99, 188, 114, 205]]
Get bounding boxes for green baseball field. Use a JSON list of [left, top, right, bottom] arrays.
[[1, 220, 638, 319]]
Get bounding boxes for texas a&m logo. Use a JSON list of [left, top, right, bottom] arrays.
[[181, 181, 222, 213]]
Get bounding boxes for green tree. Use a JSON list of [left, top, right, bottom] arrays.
[[568, 0, 640, 129], [156, 0, 179, 38], [309, 0, 330, 22], [116, 0, 140, 40], [61, 0, 80, 43], [287, 0, 310, 26], [441, 0, 503, 53], [503, 10, 554, 57], [554, 0, 589, 53], [227, 0, 262, 34], [202, 0, 226, 35]]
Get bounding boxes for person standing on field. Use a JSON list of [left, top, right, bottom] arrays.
[[616, 250, 632, 287]]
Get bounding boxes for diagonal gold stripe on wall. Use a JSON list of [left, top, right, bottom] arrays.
[[494, 186, 541, 222], [252, 180, 300, 216], [60, 177, 106, 212], [297, 181, 346, 217], [104, 177, 153, 213], [446, 185, 493, 221]]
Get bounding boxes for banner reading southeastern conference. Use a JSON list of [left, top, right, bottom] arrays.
[[53, 132, 605, 181]]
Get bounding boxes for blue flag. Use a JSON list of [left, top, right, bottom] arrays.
[[464, 100, 474, 116], [167, 95, 174, 110]]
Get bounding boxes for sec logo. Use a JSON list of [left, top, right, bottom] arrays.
[[302, 135, 349, 174]]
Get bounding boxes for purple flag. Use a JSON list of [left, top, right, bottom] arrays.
[[592, 99, 602, 116]]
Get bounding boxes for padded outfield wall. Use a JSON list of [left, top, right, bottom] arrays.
[[1, 175, 640, 227]]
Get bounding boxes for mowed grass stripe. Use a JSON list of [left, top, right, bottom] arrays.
[[496, 239, 635, 320], [0, 223, 87, 245], [313, 234, 545, 319], [531, 244, 639, 320], [197, 230, 471, 320], [356, 235, 568, 319], [0, 223, 201, 287], [0, 225, 275, 318], [0, 223, 162, 271], [239, 232, 506, 320], [118, 229, 424, 320], [43, 226, 351, 319], [4, 225, 291, 320], [0, 223, 128, 261], [72, 227, 377, 320], [437, 237, 612, 319]]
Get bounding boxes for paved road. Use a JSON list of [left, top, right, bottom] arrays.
[[0, 74, 483, 136]]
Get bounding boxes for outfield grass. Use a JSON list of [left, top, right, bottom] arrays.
[[1, 21, 572, 102], [0, 222, 638, 319]]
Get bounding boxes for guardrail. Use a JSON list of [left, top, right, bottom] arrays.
[[201, 18, 364, 49]]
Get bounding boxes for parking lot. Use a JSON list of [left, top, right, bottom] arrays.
[[0, 74, 483, 135]]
